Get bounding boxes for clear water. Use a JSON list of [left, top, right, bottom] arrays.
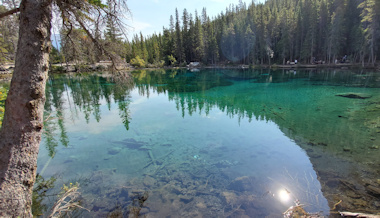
[[36, 69, 380, 217]]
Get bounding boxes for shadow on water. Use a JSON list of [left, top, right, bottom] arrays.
[[33, 69, 380, 217]]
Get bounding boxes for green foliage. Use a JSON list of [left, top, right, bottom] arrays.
[[130, 56, 146, 68], [0, 5, 18, 63], [165, 55, 177, 66], [50, 65, 65, 73], [49, 46, 63, 64], [88, 0, 107, 8], [32, 175, 56, 216], [0, 38, 9, 63], [358, 0, 380, 65], [60, 182, 79, 194], [75, 64, 92, 72], [0, 86, 8, 127]]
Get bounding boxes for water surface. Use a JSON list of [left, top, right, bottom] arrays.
[[35, 69, 380, 217]]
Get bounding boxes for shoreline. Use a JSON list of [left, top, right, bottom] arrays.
[[1, 62, 379, 79]]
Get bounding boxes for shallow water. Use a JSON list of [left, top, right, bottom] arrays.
[[35, 69, 380, 217]]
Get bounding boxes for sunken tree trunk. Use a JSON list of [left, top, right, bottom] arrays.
[[0, 0, 52, 216]]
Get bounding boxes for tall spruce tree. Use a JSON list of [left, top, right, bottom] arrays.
[[174, 8, 184, 63], [359, 0, 380, 66]]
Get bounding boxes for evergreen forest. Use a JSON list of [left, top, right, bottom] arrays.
[[127, 0, 379, 67], [1, 0, 379, 67]]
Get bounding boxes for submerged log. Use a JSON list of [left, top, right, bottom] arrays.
[[336, 93, 372, 99]]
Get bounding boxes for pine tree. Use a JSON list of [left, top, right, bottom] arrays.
[[140, 32, 149, 62], [174, 8, 184, 63], [359, 0, 380, 66], [193, 11, 205, 62], [182, 9, 190, 62]]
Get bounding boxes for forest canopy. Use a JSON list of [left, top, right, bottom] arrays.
[[1, 0, 379, 67], [127, 0, 379, 66]]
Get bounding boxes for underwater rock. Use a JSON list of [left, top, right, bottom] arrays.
[[228, 176, 254, 192], [179, 195, 193, 204], [143, 176, 156, 187], [113, 138, 145, 149], [108, 147, 122, 155], [221, 191, 238, 205], [78, 136, 88, 141], [214, 160, 234, 168], [119, 188, 129, 200], [367, 185, 380, 196], [63, 155, 78, 163], [346, 190, 362, 199], [343, 147, 351, 152], [196, 201, 207, 209], [336, 93, 372, 99], [170, 185, 184, 195]]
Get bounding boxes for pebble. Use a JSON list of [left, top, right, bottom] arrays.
[[343, 147, 351, 152]]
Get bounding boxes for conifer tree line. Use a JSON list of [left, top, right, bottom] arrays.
[[127, 0, 380, 67], [1, 0, 379, 67]]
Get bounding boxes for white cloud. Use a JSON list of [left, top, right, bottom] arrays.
[[131, 20, 152, 34]]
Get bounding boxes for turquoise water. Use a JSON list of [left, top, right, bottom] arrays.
[[36, 69, 380, 217]]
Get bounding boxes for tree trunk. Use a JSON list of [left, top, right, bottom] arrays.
[[0, 0, 52, 216]]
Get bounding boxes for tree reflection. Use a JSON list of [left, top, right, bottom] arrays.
[[41, 68, 380, 160], [32, 174, 56, 216], [41, 68, 380, 214], [131, 68, 380, 213], [131, 68, 379, 161], [43, 72, 134, 157]]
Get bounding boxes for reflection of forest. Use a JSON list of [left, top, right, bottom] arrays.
[[44, 72, 133, 157], [43, 69, 380, 213], [132, 68, 380, 213], [132, 69, 379, 156]]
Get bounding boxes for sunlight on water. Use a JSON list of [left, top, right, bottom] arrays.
[[36, 69, 380, 217]]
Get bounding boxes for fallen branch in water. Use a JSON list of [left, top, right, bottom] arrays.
[[48, 183, 89, 217], [339, 211, 380, 218], [332, 199, 342, 210]]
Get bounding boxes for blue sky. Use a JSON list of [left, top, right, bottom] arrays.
[[51, 0, 265, 47], [126, 0, 265, 38]]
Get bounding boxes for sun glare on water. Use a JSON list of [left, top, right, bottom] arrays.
[[278, 189, 291, 203]]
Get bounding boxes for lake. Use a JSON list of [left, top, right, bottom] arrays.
[[28, 68, 380, 217]]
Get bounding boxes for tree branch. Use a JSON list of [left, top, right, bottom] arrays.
[[73, 11, 123, 70], [0, 8, 20, 19]]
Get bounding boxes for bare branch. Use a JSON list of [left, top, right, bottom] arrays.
[[73, 11, 124, 70], [0, 7, 19, 19]]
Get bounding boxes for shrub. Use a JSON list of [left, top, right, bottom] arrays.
[[130, 56, 146, 68], [165, 55, 176, 66]]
